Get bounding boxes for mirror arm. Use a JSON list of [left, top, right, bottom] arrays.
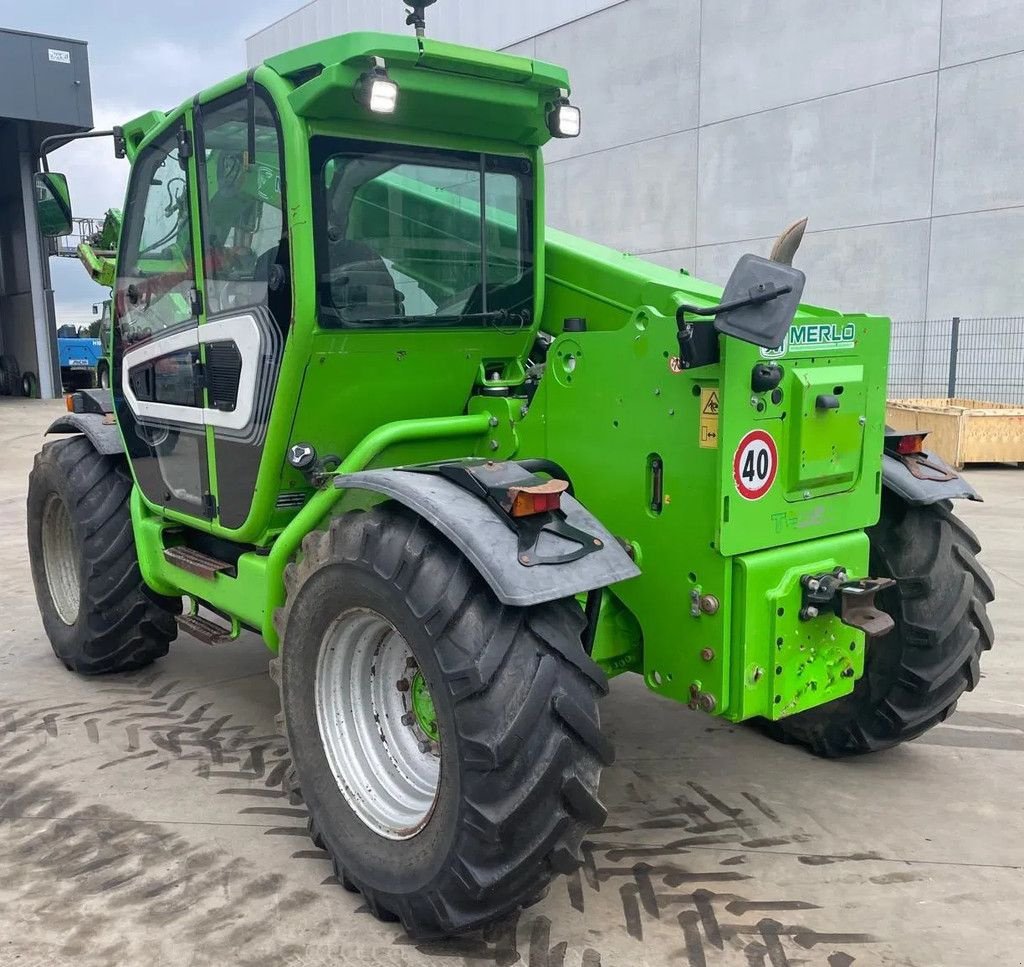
[[39, 127, 126, 172], [696, 254, 805, 350], [672, 283, 794, 371], [675, 282, 793, 322]]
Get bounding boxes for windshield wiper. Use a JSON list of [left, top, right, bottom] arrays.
[[365, 309, 521, 326]]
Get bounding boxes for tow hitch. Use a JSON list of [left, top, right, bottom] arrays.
[[799, 569, 896, 637]]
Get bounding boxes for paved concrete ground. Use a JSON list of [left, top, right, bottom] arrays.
[[1, 397, 1021, 967]]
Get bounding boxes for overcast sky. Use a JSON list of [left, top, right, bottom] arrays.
[[0, 0, 288, 323]]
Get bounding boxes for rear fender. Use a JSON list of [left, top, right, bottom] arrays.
[[335, 464, 640, 608], [881, 450, 981, 506]]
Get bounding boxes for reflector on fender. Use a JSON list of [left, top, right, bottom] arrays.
[[508, 478, 568, 517]]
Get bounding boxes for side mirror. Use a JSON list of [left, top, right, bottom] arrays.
[[34, 172, 74, 237], [713, 254, 805, 350]]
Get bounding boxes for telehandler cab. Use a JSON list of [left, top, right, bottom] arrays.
[[28, 3, 993, 938]]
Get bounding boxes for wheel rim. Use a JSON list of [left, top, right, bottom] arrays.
[[99, 368, 109, 389], [41, 493, 80, 625], [315, 608, 441, 840]]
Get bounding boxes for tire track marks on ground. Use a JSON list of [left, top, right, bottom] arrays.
[[0, 668, 882, 966]]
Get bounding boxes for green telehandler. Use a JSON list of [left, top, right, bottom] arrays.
[[28, 3, 993, 939]]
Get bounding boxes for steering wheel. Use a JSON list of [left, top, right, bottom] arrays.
[[433, 283, 478, 316]]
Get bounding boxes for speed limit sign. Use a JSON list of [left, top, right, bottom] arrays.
[[733, 429, 778, 500]]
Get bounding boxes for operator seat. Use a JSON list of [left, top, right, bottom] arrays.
[[324, 237, 403, 325]]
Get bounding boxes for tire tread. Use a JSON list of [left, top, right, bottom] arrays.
[[28, 436, 179, 674], [276, 503, 608, 937], [766, 496, 994, 757]]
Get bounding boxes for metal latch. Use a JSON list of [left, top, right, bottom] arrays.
[[799, 569, 896, 638]]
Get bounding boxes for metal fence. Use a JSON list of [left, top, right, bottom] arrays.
[[888, 317, 1024, 405]]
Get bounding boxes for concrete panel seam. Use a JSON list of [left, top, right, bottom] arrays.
[[635, 215, 937, 257], [543, 124, 700, 167], [930, 200, 1024, 221], [938, 42, 1024, 73], [248, 0, 634, 53], [700, 67, 939, 131], [247, 0, 322, 42], [498, 0, 633, 49], [636, 203, 1024, 260]]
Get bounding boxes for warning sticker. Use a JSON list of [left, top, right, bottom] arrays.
[[699, 387, 720, 449], [733, 429, 778, 500]]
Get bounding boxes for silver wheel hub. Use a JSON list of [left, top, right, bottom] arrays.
[[41, 493, 80, 626], [315, 608, 441, 840]]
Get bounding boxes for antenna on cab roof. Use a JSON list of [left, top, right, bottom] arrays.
[[405, 0, 438, 38]]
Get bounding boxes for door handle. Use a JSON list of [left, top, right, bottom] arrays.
[[815, 394, 841, 411]]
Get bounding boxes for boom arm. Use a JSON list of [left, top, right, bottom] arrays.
[[77, 208, 122, 288]]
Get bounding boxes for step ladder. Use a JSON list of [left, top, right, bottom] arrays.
[[175, 612, 238, 646], [163, 546, 235, 579]]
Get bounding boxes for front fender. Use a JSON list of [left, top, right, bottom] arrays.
[[335, 465, 640, 608], [45, 413, 123, 456], [881, 449, 981, 506]]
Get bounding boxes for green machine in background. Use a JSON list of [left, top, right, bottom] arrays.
[[28, 2, 993, 940]]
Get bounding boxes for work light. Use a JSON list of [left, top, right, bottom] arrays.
[[356, 59, 399, 115], [547, 97, 581, 138]]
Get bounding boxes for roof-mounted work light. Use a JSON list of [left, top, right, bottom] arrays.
[[356, 57, 399, 114], [547, 95, 581, 138]]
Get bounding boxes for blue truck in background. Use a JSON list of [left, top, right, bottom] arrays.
[[56, 301, 112, 391], [57, 324, 107, 391], [0, 303, 111, 397], [0, 327, 107, 397]]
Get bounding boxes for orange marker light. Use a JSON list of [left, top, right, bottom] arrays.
[[896, 433, 927, 455], [508, 479, 568, 518]]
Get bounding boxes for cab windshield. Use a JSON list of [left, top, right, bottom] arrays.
[[311, 137, 533, 329]]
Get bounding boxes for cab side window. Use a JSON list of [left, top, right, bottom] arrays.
[[116, 126, 196, 345], [197, 92, 286, 320]]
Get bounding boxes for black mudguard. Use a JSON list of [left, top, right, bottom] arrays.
[[45, 413, 123, 456], [335, 465, 640, 608], [881, 449, 981, 506]]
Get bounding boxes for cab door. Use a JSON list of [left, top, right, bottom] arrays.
[[193, 86, 290, 531], [113, 117, 212, 520]]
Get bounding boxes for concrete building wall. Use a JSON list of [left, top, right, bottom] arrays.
[[246, 0, 625, 64], [248, 0, 1024, 320], [535, 0, 1024, 319], [0, 28, 92, 398]]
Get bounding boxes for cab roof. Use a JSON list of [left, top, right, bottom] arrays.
[[120, 31, 572, 159], [267, 31, 570, 147]]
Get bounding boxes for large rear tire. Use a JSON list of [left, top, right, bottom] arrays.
[[274, 504, 612, 938], [27, 436, 181, 674], [764, 496, 994, 757]]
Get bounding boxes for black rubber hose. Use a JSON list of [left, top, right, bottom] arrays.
[[518, 458, 575, 497], [581, 589, 602, 656]]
